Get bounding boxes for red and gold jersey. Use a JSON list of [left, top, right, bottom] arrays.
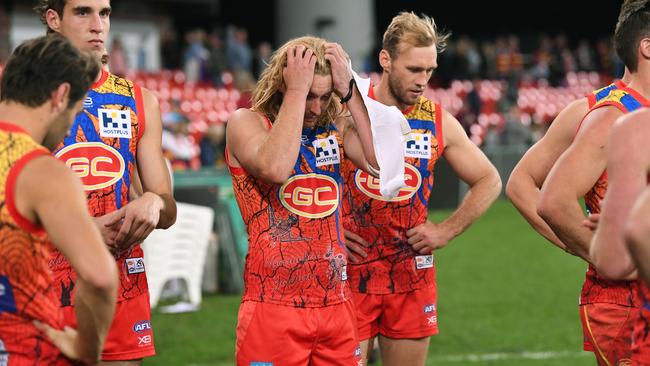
[[342, 92, 444, 294], [586, 80, 626, 109], [227, 116, 349, 307], [0, 123, 71, 365], [50, 69, 148, 305], [580, 86, 650, 307]]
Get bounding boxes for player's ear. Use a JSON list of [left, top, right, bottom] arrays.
[[51, 83, 71, 113], [45, 9, 62, 32], [379, 49, 391, 72], [640, 37, 650, 62]]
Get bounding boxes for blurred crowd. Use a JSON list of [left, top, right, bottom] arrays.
[[101, 28, 623, 171]]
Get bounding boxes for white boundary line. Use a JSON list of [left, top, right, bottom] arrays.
[[434, 350, 591, 363]]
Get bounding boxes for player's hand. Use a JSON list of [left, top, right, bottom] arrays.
[[406, 220, 453, 254], [93, 209, 125, 247], [33, 321, 93, 363], [112, 192, 162, 251], [344, 229, 368, 263], [324, 42, 353, 98], [582, 213, 600, 232], [283, 45, 316, 95]]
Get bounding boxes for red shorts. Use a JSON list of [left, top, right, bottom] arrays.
[[580, 303, 636, 366], [353, 285, 438, 340], [236, 300, 361, 366], [62, 292, 155, 361]]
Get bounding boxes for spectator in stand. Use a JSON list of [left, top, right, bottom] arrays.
[[183, 29, 209, 84], [226, 25, 253, 76], [253, 41, 273, 80], [576, 39, 597, 72], [109, 36, 128, 77], [161, 21, 181, 69], [207, 30, 228, 87], [162, 119, 200, 171], [199, 124, 226, 168]]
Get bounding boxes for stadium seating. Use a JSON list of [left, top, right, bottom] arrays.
[[142, 202, 215, 309]]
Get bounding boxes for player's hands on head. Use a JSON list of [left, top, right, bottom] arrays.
[[343, 229, 368, 263], [324, 42, 353, 98], [283, 45, 316, 95]]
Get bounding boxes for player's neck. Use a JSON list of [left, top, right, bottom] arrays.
[[0, 102, 49, 143], [374, 77, 412, 112], [627, 66, 650, 102]]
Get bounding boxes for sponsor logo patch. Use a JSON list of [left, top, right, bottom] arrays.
[[423, 304, 436, 314], [138, 335, 152, 346], [99, 108, 132, 138], [55, 142, 125, 191], [279, 174, 339, 219], [0, 276, 16, 314], [415, 254, 434, 270], [341, 265, 348, 281], [312, 136, 340, 167], [405, 133, 431, 159], [355, 163, 421, 201], [133, 320, 152, 333], [126, 257, 145, 274], [83, 96, 93, 108]]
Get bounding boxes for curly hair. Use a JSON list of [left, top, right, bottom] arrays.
[[251, 36, 340, 128]]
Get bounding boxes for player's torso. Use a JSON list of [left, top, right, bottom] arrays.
[[229, 119, 349, 307], [0, 125, 68, 362], [581, 85, 650, 307], [50, 70, 148, 304], [632, 281, 650, 361], [342, 97, 443, 294]]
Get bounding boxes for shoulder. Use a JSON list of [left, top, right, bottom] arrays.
[[227, 108, 270, 134]]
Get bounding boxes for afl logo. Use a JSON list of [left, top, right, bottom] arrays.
[[279, 174, 339, 219], [355, 163, 421, 201], [55, 142, 125, 191]]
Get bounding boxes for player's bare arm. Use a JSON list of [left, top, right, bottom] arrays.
[[591, 110, 650, 279], [408, 110, 501, 254], [227, 45, 315, 184], [506, 98, 589, 251], [538, 106, 623, 262], [16, 156, 117, 365], [626, 185, 650, 285], [112, 87, 177, 249]]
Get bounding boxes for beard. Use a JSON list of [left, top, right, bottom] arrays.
[[42, 109, 75, 151], [387, 72, 419, 107]]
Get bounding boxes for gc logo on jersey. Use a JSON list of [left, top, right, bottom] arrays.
[[55, 142, 125, 191], [405, 133, 431, 159], [355, 163, 421, 201], [279, 174, 339, 219], [312, 136, 340, 167], [98, 108, 132, 138]]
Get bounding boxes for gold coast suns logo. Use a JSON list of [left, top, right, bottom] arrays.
[[279, 174, 339, 219], [355, 163, 421, 201], [55, 142, 125, 191]]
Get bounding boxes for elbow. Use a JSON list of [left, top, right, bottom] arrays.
[[505, 174, 521, 202], [258, 165, 292, 185], [536, 195, 557, 225]]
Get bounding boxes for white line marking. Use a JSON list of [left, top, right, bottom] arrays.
[[434, 350, 591, 363]]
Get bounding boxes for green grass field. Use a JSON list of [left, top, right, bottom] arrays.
[[146, 199, 595, 366]]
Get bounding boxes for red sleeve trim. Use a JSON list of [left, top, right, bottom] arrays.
[[6, 149, 50, 234], [134, 84, 146, 141], [586, 93, 597, 109], [0, 122, 29, 134], [91, 68, 108, 89], [435, 103, 445, 155], [224, 144, 246, 176], [615, 79, 627, 88]]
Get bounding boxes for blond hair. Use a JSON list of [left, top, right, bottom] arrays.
[[252, 36, 340, 127], [382, 11, 450, 58]]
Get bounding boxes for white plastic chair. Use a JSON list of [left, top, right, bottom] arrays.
[[142, 202, 214, 309]]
